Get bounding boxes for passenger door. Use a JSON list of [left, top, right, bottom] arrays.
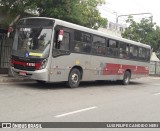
[[50, 26, 74, 82]]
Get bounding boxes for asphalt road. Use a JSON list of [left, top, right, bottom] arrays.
[[0, 77, 160, 131]]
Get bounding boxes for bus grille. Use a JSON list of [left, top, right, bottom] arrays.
[[14, 64, 36, 71]]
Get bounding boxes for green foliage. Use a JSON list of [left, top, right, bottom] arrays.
[[36, 0, 107, 29], [77, 0, 107, 29], [122, 16, 160, 52], [0, 7, 17, 28], [0, 0, 107, 29], [0, 0, 29, 14], [0, 0, 35, 28]]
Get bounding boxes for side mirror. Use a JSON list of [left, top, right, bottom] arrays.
[[58, 30, 64, 42]]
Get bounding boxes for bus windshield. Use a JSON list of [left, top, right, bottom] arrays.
[[12, 18, 54, 58]]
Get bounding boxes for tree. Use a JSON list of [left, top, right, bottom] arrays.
[[75, 0, 107, 29], [35, 0, 107, 29], [0, 0, 107, 29], [0, 0, 36, 28], [122, 16, 160, 52]]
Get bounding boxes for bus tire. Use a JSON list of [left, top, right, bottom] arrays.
[[67, 68, 81, 88], [122, 71, 131, 85]]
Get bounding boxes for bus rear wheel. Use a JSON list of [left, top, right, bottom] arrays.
[[67, 68, 81, 88], [122, 71, 131, 85]]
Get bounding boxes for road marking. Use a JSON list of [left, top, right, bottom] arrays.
[[55, 106, 97, 118], [154, 93, 160, 96]]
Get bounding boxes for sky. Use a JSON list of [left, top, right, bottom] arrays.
[[98, 0, 160, 26]]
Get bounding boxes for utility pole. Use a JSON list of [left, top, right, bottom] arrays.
[[113, 12, 118, 31]]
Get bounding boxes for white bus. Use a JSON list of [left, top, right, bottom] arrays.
[[11, 17, 151, 88]]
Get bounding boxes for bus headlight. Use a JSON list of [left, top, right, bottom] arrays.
[[40, 59, 48, 70]]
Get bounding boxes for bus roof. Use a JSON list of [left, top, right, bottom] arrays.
[[20, 17, 151, 49]]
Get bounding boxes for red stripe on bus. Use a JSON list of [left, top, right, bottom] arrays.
[[11, 60, 41, 70], [102, 63, 148, 75]]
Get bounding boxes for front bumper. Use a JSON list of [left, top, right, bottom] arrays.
[[11, 67, 49, 82]]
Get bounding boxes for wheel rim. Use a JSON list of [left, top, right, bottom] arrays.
[[125, 73, 130, 83], [125, 76, 129, 83], [71, 73, 79, 84]]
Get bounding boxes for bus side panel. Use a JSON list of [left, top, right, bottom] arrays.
[[49, 54, 91, 82], [90, 55, 150, 81], [90, 56, 123, 81]]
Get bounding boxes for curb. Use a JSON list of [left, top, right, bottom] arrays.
[[0, 77, 33, 83]]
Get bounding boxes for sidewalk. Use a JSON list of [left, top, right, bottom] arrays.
[[0, 74, 32, 83]]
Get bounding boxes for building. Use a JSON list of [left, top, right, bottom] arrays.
[[98, 21, 127, 37]]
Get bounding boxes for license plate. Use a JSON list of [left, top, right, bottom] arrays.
[[19, 72, 26, 75]]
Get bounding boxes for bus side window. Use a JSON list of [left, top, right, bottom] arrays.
[[74, 31, 82, 52], [107, 39, 118, 57], [92, 35, 106, 56], [129, 45, 138, 59], [60, 32, 70, 50], [119, 42, 129, 59], [146, 49, 150, 61], [55, 30, 70, 50], [54, 30, 59, 49], [82, 33, 91, 53], [74, 42, 81, 52], [74, 30, 91, 54], [139, 47, 146, 61]]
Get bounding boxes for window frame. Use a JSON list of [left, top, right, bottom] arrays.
[[91, 35, 107, 56], [73, 30, 92, 54], [107, 39, 119, 58], [118, 41, 129, 59]]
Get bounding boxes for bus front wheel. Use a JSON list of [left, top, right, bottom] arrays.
[[67, 68, 81, 88], [122, 71, 131, 85]]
